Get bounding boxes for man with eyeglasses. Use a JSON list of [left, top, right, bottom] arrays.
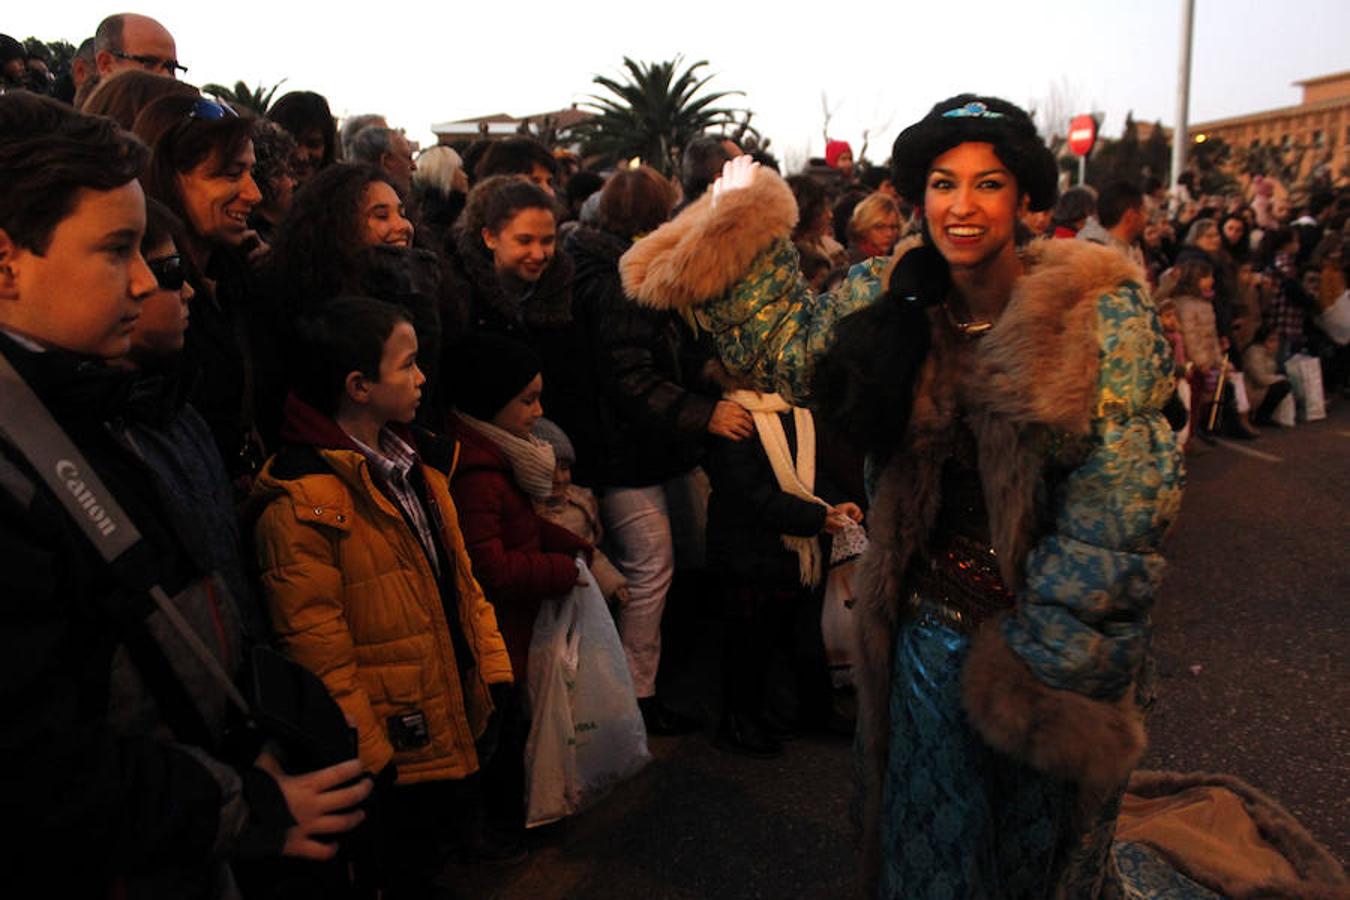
[[94, 12, 185, 79]]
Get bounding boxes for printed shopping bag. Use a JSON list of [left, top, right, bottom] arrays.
[[523, 559, 650, 827], [1285, 353, 1326, 422]]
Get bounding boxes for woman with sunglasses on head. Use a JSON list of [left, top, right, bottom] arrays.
[[133, 94, 283, 488], [623, 95, 1342, 898]]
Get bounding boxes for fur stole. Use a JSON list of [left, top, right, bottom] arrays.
[[619, 166, 798, 310], [852, 238, 1149, 886]]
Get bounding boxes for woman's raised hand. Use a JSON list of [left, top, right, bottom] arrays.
[[710, 155, 759, 211]]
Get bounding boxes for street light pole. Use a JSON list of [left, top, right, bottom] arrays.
[[1171, 0, 1195, 192]]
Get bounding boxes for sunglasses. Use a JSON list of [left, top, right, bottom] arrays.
[[187, 98, 239, 122], [148, 254, 187, 291], [111, 50, 187, 77]]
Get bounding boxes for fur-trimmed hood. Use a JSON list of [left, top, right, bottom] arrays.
[[620, 165, 798, 310]]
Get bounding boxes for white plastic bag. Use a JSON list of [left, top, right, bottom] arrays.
[[1285, 353, 1327, 422], [1271, 389, 1297, 428], [1315, 291, 1350, 345], [822, 520, 867, 689], [523, 559, 650, 827]]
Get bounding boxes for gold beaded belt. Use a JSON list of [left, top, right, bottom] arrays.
[[907, 533, 1015, 634]]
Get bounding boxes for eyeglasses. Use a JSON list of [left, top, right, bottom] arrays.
[[187, 98, 238, 122], [110, 50, 187, 77], [147, 254, 187, 291]]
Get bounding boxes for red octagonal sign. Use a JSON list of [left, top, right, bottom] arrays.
[[1068, 115, 1098, 157]]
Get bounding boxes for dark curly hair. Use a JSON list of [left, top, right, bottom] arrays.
[[890, 94, 1058, 212], [456, 174, 558, 249], [0, 90, 149, 254], [267, 163, 400, 311]]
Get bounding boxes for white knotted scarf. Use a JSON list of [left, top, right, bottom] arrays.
[[725, 390, 829, 586]]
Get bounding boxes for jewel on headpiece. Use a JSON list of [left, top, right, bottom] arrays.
[[941, 101, 1005, 119]]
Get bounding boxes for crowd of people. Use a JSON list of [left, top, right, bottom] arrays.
[[3, 12, 1348, 900]]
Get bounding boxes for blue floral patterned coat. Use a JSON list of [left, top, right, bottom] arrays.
[[622, 171, 1186, 895]]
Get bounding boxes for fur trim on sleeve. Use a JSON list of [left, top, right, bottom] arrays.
[[962, 618, 1146, 806], [619, 167, 798, 310]]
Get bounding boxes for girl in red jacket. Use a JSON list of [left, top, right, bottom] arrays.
[[446, 333, 591, 849]]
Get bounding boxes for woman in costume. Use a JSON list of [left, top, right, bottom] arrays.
[[621, 96, 1347, 898]]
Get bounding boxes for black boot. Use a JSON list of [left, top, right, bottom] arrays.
[[714, 712, 783, 759], [638, 696, 702, 736]]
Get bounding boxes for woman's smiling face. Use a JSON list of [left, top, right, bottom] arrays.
[[177, 139, 261, 247], [923, 141, 1023, 272], [359, 180, 413, 248]]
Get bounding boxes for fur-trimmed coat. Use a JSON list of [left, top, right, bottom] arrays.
[[621, 170, 1187, 894]]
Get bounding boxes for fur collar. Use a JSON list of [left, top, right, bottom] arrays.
[[851, 238, 1150, 889]]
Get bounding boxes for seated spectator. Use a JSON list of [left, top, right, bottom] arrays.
[[252, 297, 513, 894], [1243, 325, 1294, 427], [268, 90, 337, 186], [1259, 226, 1312, 357], [0, 88, 367, 897]]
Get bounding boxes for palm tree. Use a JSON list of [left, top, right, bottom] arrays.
[[201, 79, 286, 115], [574, 57, 745, 176]]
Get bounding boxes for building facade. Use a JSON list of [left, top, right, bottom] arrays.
[[1188, 71, 1350, 184]]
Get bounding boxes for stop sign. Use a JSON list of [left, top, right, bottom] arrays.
[[1068, 115, 1098, 157]]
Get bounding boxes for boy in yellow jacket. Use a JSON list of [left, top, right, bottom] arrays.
[[251, 296, 513, 894]]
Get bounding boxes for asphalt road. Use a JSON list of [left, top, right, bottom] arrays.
[[457, 402, 1350, 900]]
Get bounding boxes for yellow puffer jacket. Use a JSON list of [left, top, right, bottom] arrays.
[[252, 436, 512, 784]]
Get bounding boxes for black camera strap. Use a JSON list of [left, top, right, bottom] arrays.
[[0, 352, 252, 719]]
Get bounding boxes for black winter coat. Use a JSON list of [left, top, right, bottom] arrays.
[[565, 225, 718, 488], [444, 230, 603, 485], [704, 411, 829, 586], [0, 333, 289, 896], [185, 246, 285, 481]]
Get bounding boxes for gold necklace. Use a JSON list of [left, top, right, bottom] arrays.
[[941, 298, 994, 338]]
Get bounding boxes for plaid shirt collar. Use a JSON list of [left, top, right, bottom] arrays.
[[347, 427, 419, 485]]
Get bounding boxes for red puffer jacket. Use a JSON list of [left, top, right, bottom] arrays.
[[448, 415, 590, 675]]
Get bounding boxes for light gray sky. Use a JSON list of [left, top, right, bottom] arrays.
[[12, 0, 1350, 167]]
